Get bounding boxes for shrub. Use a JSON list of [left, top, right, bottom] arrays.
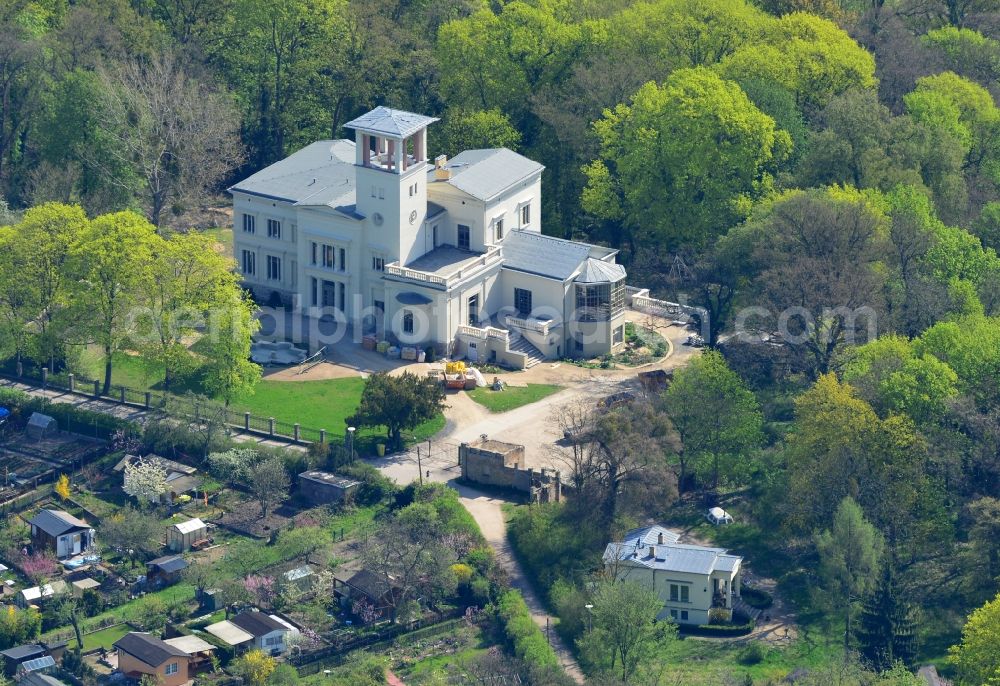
[[339, 462, 397, 505], [738, 641, 769, 665], [497, 590, 559, 669], [741, 587, 774, 610]]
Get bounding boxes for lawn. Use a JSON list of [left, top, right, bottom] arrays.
[[41, 584, 196, 643], [235, 377, 445, 445], [467, 383, 563, 413], [201, 227, 234, 259], [70, 623, 132, 652], [73, 347, 165, 390]]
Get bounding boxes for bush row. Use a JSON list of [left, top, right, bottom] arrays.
[[496, 589, 560, 669], [0, 387, 132, 440], [678, 619, 756, 637]]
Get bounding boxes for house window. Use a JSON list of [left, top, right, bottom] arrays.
[[669, 584, 690, 603], [495, 218, 504, 241], [378, 188, 385, 199], [241, 250, 255, 276], [311, 277, 317, 306], [242, 214, 255, 233], [265, 636, 281, 646], [403, 311, 414, 334], [311, 242, 317, 265], [521, 204, 530, 226], [468, 294, 479, 325], [613, 325, 624, 344], [339, 248, 346, 271], [514, 288, 532, 317], [267, 218, 281, 239], [323, 245, 335, 269], [372, 256, 385, 271], [681, 610, 689, 621], [670, 609, 678, 619], [338, 282, 345, 311], [371, 185, 376, 198], [458, 224, 470, 251], [267, 255, 281, 281], [165, 663, 178, 676]]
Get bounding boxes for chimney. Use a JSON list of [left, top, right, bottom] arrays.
[[648, 545, 655, 558], [657, 532, 664, 544], [434, 154, 451, 180], [435, 154, 448, 169]]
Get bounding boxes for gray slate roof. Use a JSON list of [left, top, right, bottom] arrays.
[[230, 611, 288, 637], [114, 633, 187, 667], [28, 510, 90, 537], [0, 644, 44, 661], [577, 258, 627, 284], [20, 673, 68, 686], [147, 555, 189, 574], [228, 140, 358, 214], [435, 148, 544, 201], [604, 527, 742, 576], [501, 230, 590, 280], [344, 106, 438, 138]]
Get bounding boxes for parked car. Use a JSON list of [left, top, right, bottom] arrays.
[[706, 507, 734, 525], [686, 334, 705, 347]]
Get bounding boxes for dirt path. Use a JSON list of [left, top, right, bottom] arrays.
[[455, 483, 586, 684]]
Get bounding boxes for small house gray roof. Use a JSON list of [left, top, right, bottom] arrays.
[[501, 230, 590, 281], [147, 555, 189, 574], [435, 148, 543, 201], [298, 471, 361, 490], [20, 673, 68, 686], [228, 140, 359, 216], [27, 510, 90, 537], [576, 258, 627, 284], [230, 611, 288, 637], [344, 106, 438, 138], [114, 633, 186, 667], [0, 644, 44, 661]]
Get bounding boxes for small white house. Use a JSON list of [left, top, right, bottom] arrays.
[[603, 525, 743, 625], [166, 518, 207, 552], [208, 611, 294, 656]]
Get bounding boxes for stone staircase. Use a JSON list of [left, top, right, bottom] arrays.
[[734, 597, 763, 622], [508, 335, 547, 368]]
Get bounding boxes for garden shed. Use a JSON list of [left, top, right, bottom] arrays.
[[166, 518, 207, 552], [25, 414, 56, 440]]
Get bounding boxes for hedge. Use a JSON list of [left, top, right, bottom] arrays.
[[678, 619, 756, 637], [497, 590, 559, 669], [0, 387, 132, 440]]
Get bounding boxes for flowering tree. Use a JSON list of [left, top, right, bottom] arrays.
[[111, 429, 142, 454], [352, 598, 381, 624], [243, 575, 276, 606], [122, 459, 167, 506], [20, 552, 58, 583], [230, 649, 276, 686], [54, 474, 70, 501]]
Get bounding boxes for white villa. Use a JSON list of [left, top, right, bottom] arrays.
[[603, 525, 744, 625], [230, 106, 628, 368]]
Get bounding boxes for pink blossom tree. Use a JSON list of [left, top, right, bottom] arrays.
[[243, 575, 275, 606], [20, 551, 58, 582]]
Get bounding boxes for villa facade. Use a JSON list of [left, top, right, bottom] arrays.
[[230, 106, 628, 368]]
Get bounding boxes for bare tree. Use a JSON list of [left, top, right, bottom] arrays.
[[95, 50, 243, 227]]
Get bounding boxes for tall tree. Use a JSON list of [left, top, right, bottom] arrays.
[[200, 291, 261, 406], [856, 562, 918, 671], [70, 210, 158, 394], [95, 50, 242, 227], [247, 457, 289, 519], [815, 497, 885, 649], [949, 591, 1000, 686], [582, 68, 791, 254], [663, 350, 763, 492]]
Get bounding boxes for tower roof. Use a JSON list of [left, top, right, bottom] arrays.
[[344, 107, 438, 138]]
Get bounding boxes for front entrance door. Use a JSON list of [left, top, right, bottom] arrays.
[[72, 533, 81, 555], [321, 280, 336, 308]]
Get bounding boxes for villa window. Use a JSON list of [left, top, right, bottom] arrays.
[[338, 282, 345, 311], [266, 255, 281, 281], [242, 214, 255, 233], [521, 204, 530, 226], [165, 663, 178, 676], [241, 250, 255, 276], [670, 609, 678, 620], [372, 256, 385, 271], [681, 610, 689, 621], [458, 224, 470, 251], [576, 280, 625, 322], [514, 288, 532, 317], [495, 219, 504, 241], [311, 277, 317, 306], [339, 248, 346, 271], [267, 218, 281, 239], [403, 311, 414, 334], [468, 294, 479, 325], [311, 242, 317, 265], [322, 245, 334, 269], [669, 584, 689, 603]]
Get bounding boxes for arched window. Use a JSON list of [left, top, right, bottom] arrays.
[[403, 311, 414, 334]]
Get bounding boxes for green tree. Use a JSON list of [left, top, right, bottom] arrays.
[[949, 592, 1000, 686], [248, 457, 290, 519], [348, 371, 445, 451], [855, 562, 918, 671], [433, 108, 521, 156], [663, 350, 763, 491], [201, 291, 261, 406], [815, 497, 885, 649], [578, 580, 677, 684], [100, 507, 164, 563], [583, 68, 790, 253], [70, 210, 158, 394]]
